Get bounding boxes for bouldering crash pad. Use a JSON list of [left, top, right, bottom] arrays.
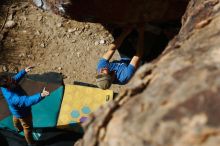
[[57, 84, 113, 132]]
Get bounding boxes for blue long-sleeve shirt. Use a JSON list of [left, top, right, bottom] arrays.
[[0, 70, 43, 118]]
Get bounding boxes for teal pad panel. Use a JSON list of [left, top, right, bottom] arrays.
[[32, 86, 64, 128], [0, 116, 16, 131]]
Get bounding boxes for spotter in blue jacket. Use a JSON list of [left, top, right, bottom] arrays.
[[0, 70, 43, 118]]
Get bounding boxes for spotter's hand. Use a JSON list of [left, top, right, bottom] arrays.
[[25, 66, 35, 73], [41, 87, 50, 97]]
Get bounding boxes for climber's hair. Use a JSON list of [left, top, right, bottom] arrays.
[[0, 74, 13, 88]]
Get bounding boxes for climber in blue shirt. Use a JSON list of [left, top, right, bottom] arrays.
[[96, 25, 145, 89], [0, 66, 50, 146]]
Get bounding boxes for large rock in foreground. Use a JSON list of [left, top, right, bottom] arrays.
[[76, 0, 220, 146]]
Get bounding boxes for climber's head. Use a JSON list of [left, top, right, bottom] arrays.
[[0, 74, 17, 89], [96, 68, 114, 90]]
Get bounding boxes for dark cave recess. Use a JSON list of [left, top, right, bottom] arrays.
[[32, 0, 189, 62]]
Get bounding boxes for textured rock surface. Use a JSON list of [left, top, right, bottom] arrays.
[[32, 0, 189, 25], [76, 0, 220, 146]]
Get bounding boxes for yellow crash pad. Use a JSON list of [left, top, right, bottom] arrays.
[[57, 84, 113, 132]]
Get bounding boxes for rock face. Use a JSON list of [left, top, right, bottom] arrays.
[[75, 0, 220, 146], [32, 0, 189, 25]]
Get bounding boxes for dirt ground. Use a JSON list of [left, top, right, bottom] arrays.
[[0, 1, 125, 92]]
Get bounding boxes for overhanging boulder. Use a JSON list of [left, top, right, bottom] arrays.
[[32, 0, 189, 25]]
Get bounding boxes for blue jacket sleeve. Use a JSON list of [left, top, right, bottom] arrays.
[[13, 93, 43, 107], [12, 69, 27, 82], [119, 64, 136, 84]]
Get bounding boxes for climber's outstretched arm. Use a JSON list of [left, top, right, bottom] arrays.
[[102, 27, 133, 61], [130, 26, 145, 69]]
